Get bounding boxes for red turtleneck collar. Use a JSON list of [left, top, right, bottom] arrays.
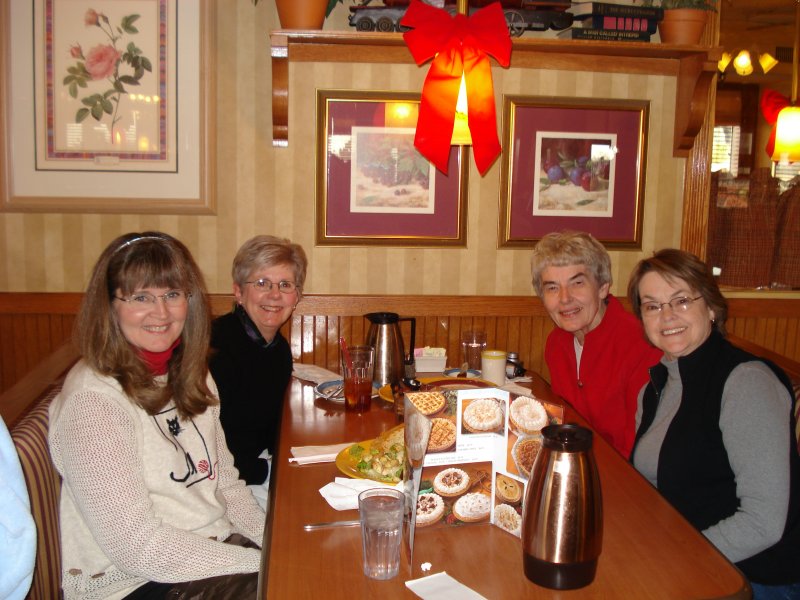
[[137, 338, 181, 375]]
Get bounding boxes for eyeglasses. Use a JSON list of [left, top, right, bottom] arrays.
[[114, 290, 190, 308], [244, 278, 299, 294], [641, 296, 703, 317]]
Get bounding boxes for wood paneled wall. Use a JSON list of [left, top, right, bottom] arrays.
[[2, 292, 799, 396]]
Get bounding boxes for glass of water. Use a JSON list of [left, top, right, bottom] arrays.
[[358, 488, 405, 580]]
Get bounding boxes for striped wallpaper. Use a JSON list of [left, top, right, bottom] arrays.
[[0, 3, 685, 298]]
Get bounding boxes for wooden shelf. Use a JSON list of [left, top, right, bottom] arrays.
[[270, 31, 722, 156]]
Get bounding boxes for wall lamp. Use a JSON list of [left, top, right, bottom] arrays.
[[772, 0, 800, 164]]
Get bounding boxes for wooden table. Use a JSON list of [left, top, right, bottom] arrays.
[[260, 375, 750, 599]]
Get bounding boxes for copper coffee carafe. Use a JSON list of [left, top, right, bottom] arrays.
[[522, 424, 603, 590]]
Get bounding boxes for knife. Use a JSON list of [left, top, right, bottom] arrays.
[[303, 519, 360, 531]]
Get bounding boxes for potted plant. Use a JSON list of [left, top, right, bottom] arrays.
[[640, 0, 716, 45], [253, 0, 343, 30]]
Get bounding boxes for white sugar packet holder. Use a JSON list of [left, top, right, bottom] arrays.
[[288, 442, 353, 465], [319, 477, 404, 511]]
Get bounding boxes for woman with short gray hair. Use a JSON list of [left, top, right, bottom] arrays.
[[531, 231, 661, 458], [210, 235, 308, 509]]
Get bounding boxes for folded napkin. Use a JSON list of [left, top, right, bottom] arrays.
[[499, 382, 535, 396], [289, 443, 353, 465], [405, 572, 488, 600], [292, 363, 341, 385], [319, 477, 404, 511]]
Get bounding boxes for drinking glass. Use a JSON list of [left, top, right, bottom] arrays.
[[341, 345, 374, 413], [481, 349, 507, 385], [358, 488, 405, 580], [460, 330, 487, 371]]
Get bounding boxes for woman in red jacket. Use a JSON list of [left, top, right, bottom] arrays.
[[530, 231, 661, 457]]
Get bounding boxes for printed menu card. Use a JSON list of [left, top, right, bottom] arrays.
[[402, 386, 563, 557]]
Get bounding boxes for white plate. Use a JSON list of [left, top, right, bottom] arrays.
[[443, 368, 481, 378], [315, 379, 344, 403]]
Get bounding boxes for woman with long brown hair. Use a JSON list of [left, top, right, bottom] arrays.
[[49, 232, 264, 600]]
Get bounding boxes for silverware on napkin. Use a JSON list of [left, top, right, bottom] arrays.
[[303, 519, 360, 531]]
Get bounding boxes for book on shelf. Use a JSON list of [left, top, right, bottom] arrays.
[[556, 27, 651, 41], [577, 14, 659, 34], [567, 2, 664, 20]]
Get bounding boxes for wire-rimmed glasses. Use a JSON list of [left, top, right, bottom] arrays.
[[641, 296, 703, 317], [114, 290, 191, 309], [244, 278, 299, 294]]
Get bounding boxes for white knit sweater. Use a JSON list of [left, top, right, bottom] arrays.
[[49, 361, 265, 600]]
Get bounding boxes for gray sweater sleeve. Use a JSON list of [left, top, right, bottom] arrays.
[[702, 361, 793, 563]]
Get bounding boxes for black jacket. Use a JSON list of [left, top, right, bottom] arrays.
[[209, 308, 292, 485]]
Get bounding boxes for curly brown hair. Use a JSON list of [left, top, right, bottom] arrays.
[[75, 232, 214, 418]]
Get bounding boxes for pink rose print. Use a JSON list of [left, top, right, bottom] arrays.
[[84, 44, 120, 80], [63, 9, 151, 142], [84, 9, 99, 26]]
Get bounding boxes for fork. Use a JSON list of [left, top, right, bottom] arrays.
[[323, 383, 344, 399]]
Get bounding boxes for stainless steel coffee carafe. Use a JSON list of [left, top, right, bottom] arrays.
[[522, 424, 603, 590], [364, 312, 416, 387]]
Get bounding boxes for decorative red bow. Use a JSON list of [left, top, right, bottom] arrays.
[[760, 89, 790, 159], [401, 0, 511, 175]]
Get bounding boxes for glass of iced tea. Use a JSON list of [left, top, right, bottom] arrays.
[[341, 345, 374, 413]]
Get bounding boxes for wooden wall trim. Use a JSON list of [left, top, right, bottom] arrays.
[[2, 292, 799, 396], [3, 292, 797, 319]]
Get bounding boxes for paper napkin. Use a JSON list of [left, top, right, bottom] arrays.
[[319, 477, 403, 511], [405, 572, 488, 600], [500, 382, 535, 397], [292, 363, 341, 385], [288, 443, 354, 465]]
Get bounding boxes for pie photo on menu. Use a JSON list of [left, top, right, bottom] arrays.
[[461, 397, 505, 435], [505, 395, 563, 479], [493, 472, 524, 538], [414, 462, 492, 528], [426, 417, 456, 453]]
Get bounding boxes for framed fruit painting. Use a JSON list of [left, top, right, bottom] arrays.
[[498, 96, 649, 249]]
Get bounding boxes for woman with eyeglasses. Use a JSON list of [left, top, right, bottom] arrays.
[[209, 235, 308, 509], [530, 231, 662, 458], [48, 232, 265, 600], [628, 249, 800, 598]]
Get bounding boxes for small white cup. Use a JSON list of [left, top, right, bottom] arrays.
[[481, 349, 507, 385]]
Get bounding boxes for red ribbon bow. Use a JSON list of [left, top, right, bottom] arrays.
[[401, 0, 511, 175], [760, 89, 791, 159]]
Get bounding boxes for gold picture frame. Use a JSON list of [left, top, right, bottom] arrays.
[[499, 95, 648, 249], [316, 89, 468, 247], [0, 0, 216, 214]]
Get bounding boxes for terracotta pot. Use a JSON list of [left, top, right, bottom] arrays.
[[275, 0, 327, 30], [657, 8, 709, 45]]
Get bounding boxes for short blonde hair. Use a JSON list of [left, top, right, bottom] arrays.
[[530, 231, 612, 297]]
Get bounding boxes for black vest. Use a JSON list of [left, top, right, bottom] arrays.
[[633, 331, 800, 584]]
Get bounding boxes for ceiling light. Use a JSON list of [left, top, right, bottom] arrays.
[[718, 51, 732, 73], [759, 52, 779, 74], [733, 50, 753, 76]]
